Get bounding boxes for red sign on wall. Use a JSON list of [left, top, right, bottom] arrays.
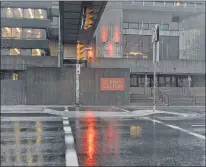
[[100, 78, 125, 91]]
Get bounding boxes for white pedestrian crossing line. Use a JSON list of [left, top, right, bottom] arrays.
[[144, 117, 205, 140], [62, 117, 78, 167], [191, 125, 205, 127]]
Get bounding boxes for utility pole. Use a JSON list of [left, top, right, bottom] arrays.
[[152, 24, 160, 112]]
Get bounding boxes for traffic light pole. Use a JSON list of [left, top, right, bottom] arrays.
[[76, 42, 80, 107], [152, 24, 159, 112]]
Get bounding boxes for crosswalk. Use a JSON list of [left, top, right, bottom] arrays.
[[1, 118, 66, 166]]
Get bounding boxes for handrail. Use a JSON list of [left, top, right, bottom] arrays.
[[150, 79, 170, 106], [177, 79, 196, 105]]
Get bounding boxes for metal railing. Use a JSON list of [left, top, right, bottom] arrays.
[[177, 79, 196, 105], [150, 79, 170, 106]]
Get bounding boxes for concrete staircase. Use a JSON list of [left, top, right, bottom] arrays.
[[160, 87, 194, 106], [130, 93, 165, 106], [191, 87, 205, 106]]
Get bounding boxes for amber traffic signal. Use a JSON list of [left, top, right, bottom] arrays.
[[77, 43, 84, 60], [84, 8, 94, 30]]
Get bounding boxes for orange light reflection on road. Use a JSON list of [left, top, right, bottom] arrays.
[[83, 117, 98, 166]]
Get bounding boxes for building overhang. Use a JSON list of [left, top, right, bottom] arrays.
[[59, 1, 107, 45]]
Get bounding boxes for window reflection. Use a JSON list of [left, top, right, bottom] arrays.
[[2, 27, 12, 38], [13, 8, 23, 18], [10, 48, 21, 55], [12, 28, 22, 39]]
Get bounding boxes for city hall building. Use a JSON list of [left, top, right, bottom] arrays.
[[1, 1, 205, 105]]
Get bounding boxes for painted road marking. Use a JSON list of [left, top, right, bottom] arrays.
[[112, 106, 130, 113], [62, 118, 79, 167], [144, 117, 205, 140], [191, 125, 205, 127]]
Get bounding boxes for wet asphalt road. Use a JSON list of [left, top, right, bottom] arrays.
[[1, 106, 205, 166], [1, 114, 66, 166], [69, 116, 205, 166]]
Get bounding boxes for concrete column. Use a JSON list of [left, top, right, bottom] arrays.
[[144, 74, 148, 94], [188, 75, 191, 87]]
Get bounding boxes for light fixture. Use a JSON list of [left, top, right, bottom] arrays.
[[14, 48, 20, 54], [38, 9, 42, 14], [7, 8, 11, 10], [36, 49, 41, 55], [28, 30, 31, 33], [28, 8, 34, 18], [5, 27, 10, 32], [16, 28, 20, 33], [40, 15, 43, 19], [176, 2, 180, 6]]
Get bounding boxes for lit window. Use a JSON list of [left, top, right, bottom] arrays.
[[12, 28, 22, 39], [13, 8, 23, 18], [35, 9, 47, 19], [24, 8, 34, 19], [10, 48, 21, 55], [33, 29, 41, 38], [32, 49, 41, 56], [2, 27, 12, 38], [6, 7, 13, 17], [175, 2, 181, 6], [12, 73, 18, 80], [23, 28, 33, 38]]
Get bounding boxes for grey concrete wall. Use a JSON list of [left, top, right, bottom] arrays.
[[25, 67, 130, 105], [1, 39, 49, 49], [91, 58, 205, 74], [1, 80, 25, 105], [1, 55, 58, 70], [1, 18, 50, 29]]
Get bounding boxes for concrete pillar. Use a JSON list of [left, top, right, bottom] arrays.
[[188, 75, 191, 87], [144, 74, 148, 94]]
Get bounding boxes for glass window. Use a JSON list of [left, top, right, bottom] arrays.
[[1, 49, 9, 55], [13, 8, 23, 18], [165, 2, 174, 7], [129, 23, 139, 29], [51, 17, 58, 26], [6, 7, 13, 17], [33, 29, 41, 38], [32, 49, 41, 56], [143, 23, 149, 30], [163, 24, 169, 31], [12, 73, 18, 80], [12, 28, 22, 39], [155, 2, 164, 7], [123, 23, 129, 29], [1, 8, 7, 17], [130, 74, 138, 87], [2, 27, 12, 38], [35, 9, 47, 19], [10, 48, 21, 55], [23, 28, 33, 38], [21, 49, 32, 56], [186, 2, 195, 7], [24, 8, 34, 19]]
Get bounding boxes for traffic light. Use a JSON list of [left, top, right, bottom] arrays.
[[77, 43, 84, 60], [87, 49, 93, 62], [84, 8, 94, 30]]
